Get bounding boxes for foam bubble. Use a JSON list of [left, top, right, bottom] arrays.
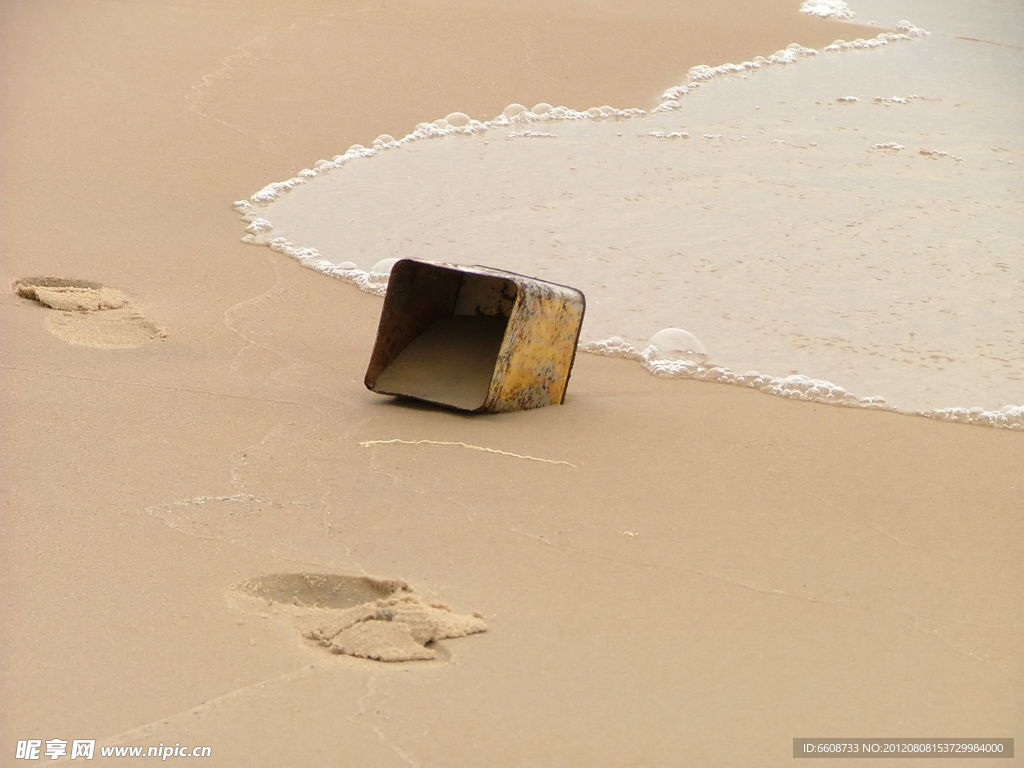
[[873, 95, 928, 105], [645, 329, 709, 364], [895, 20, 929, 37], [919, 148, 964, 162], [445, 112, 471, 127], [370, 258, 399, 276], [800, 0, 856, 20], [245, 218, 273, 235], [918, 405, 1023, 429], [502, 104, 528, 119], [581, 337, 639, 359], [507, 131, 558, 139], [823, 26, 928, 52]]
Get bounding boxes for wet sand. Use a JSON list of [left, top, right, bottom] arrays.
[[1, 0, 1020, 765]]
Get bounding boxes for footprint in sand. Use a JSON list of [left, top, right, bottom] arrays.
[[231, 573, 487, 663], [12, 276, 166, 348]]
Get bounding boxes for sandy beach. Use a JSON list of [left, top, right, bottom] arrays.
[[1, 0, 1021, 765]]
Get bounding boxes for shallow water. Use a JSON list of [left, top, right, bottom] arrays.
[[237, 0, 1023, 425]]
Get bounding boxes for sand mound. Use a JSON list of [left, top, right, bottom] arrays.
[[233, 574, 487, 663], [13, 276, 165, 348], [14, 276, 127, 311], [307, 594, 488, 662]]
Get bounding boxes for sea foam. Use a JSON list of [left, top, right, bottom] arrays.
[[235, 4, 1022, 429]]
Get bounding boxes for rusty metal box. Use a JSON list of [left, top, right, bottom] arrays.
[[364, 259, 586, 412]]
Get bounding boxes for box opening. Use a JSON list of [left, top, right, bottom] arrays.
[[370, 265, 519, 411]]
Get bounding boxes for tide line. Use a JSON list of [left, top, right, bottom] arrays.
[[358, 439, 577, 468]]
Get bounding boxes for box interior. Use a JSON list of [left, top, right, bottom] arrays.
[[373, 270, 518, 410]]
